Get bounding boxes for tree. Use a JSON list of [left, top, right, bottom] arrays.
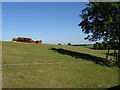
[[93, 42, 100, 50], [102, 42, 109, 50], [93, 42, 110, 50], [79, 2, 120, 64], [67, 43, 71, 46], [58, 43, 62, 45]]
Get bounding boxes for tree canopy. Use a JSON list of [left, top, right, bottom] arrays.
[[79, 2, 120, 63]]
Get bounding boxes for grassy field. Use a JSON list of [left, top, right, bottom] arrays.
[[2, 41, 119, 88]]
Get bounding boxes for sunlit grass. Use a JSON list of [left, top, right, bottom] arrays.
[[2, 41, 119, 88]]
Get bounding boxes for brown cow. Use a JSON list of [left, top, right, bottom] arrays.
[[34, 40, 42, 44], [31, 40, 34, 43], [12, 38, 18, 42], [17, 37, 25, 42], [12, 37, 42, 44], [34, 40, 38, 43], [38, 40, 42, 44], [17, 37, 32, 42], [25, 38, 32, 42]]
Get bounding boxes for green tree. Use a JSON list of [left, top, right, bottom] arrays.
[[93, 42, 100, 50], [79, 2, 120, 63], [67, 43, 71, 46], [58, 43, 62, 45]]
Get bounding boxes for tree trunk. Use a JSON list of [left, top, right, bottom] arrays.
[[106, 48, 109, 61], [118, 32, 120, 66], [118, 48, 120, 66], [115, 50, 117, 62], [114, 49, 116, 59]]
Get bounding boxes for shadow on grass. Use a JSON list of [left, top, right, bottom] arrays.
[[106, 85, 120, 90], [50, 48, 117, 67]]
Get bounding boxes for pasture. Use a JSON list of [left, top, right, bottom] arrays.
[[2, 41, 119, 88]]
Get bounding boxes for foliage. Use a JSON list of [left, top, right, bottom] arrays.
[[58, 43, 62, 45], [79, 2, 120, 63], [79, 2, 120, 45], [93, 42, 110, 50], [67, 43, 71, 46]]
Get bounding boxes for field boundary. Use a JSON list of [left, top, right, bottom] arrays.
[[2, 61, 93, 66]]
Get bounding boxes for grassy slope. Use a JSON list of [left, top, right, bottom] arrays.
[[2, 41, 119, 88]]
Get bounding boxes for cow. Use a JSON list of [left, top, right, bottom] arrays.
[[12, 37, 42, 44], [17, 37, 25, 42], [12, 38, 19, 42], [17, 37, 32, 42], [38, 40, 42, 44], [31, 40, 34, 43], [25, 38, 32, 42], [34, 40, 38, 43], [34, 40, 42, 44]]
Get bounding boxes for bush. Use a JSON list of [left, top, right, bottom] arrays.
[[93, 42, 110, 50], [67, 43, 71, 46], [93, 42, 99, 50], [58, 43, 62, 45]]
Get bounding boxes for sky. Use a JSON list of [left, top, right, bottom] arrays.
[[2, 2, 96, 44]]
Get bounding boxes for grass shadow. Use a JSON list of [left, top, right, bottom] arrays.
[[106, 85, 120, 90], [50, 47, 117, 67]]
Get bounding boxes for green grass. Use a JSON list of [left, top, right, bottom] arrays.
[[2, 41, 119, 88], [80, 45, 93, 49]]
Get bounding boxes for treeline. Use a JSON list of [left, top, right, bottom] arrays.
[[58, 43, 93, 46], [93, 42, 110, 50], [58, 43, 72, 46], [93, 41, 119, 50]]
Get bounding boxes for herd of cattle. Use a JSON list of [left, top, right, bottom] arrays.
[[12, 37, 42, 44]]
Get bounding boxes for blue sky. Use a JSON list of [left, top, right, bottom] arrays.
[[2, 2, 95, 44]]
